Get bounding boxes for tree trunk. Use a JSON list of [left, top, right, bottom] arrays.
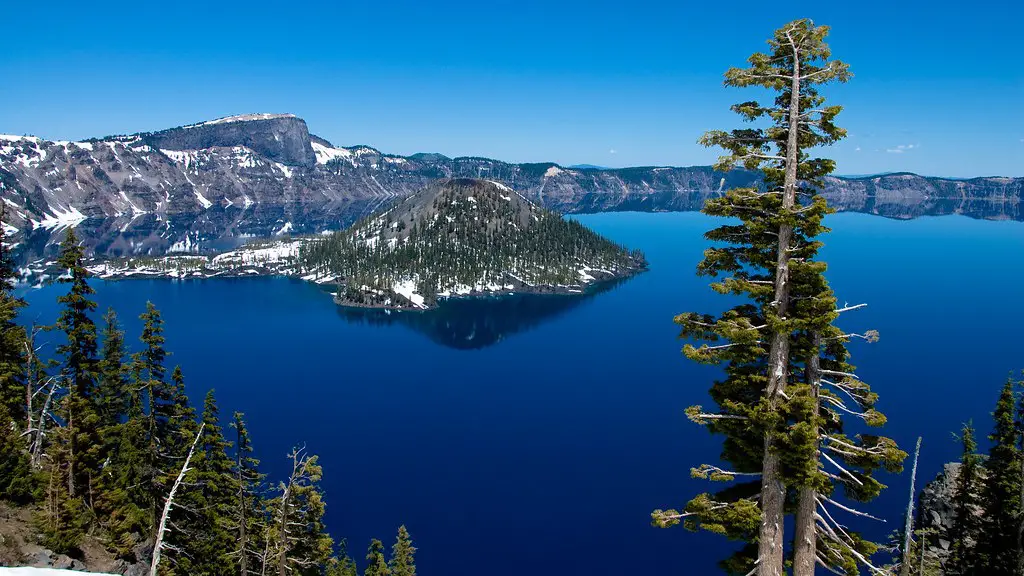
[[792, 334, 822, 576], [900, 437, 922, 576], [150, 423, 204, 576], [757, 37, 801, 576], [238, 432, 249, 576]]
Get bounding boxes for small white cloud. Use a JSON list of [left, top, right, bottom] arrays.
[[608, 149, 617, 154], [886, 143, 919, 154], [854, 146, 861, 152]]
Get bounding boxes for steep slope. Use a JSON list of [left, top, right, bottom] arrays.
[[300, 178, 647, 309], [1, 114, 1020, 244]]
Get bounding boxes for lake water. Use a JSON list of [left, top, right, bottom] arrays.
[[20, 212, 1024, 575]]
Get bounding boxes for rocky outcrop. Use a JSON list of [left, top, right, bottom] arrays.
[[142, 113, 316, 167]]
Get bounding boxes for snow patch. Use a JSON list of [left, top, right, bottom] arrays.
[[274, 221, 293, 235], [183, 113, 296, 128], [392, 279, 426, 308], [31, 205, 87, 230], [544, 166, 563, 178], [311, 141, 353, 165]]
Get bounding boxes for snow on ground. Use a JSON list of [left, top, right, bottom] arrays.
[[211, 240, 303, 267], [273, 162, 294, 178], [311, 141, 353, 165], [544, 166, 563, 178], [487, 180, 512, 192], [31, 205, 87, 230], [0, 565, 117, 569], [183, 113, 296, 128], [274, 221, 293, 236], [392, 279, 426, 308]]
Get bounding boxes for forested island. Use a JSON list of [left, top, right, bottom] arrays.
[[299, 178, 647, 310], [85, 178, 647, 311]]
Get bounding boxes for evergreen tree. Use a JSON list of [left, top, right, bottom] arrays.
[[325, 539, 359, 576], [364, 539, 389, 576], [268, 447, 333, 576], [55, 228, 102, 500], [948, 421, 982, 575], [0, 205, 31, 500], [0, 202, 27, 423], [97, 308, 129, 427], [978, 378, 1023, 574], [650, 19, 886, 576], [55, 228, 98, 397], [388, 525, 415, 576], [232, 411, 267, 576], [169, 390, 238, 575]]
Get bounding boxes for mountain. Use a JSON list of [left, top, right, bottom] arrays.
[[302, 178, 647, 310], [1, 113, 1020, 247]]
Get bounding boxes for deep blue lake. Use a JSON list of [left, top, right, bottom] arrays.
[[20, 212, 1024, 575]]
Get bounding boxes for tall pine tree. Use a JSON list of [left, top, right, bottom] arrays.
[[388, 525, 415, 576], [651, 18, 872, 576], [978, 379, 1023, 574], [364, 539, 389, 576], [948, 421, 982, 575], [232, 411, 267, 576]]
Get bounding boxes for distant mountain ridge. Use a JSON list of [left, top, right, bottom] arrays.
[[1, 113, 1020, 240]]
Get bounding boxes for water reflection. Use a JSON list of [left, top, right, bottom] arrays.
[[335, 279, 629, 350]]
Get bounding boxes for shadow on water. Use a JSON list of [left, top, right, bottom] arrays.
[[335, 278, 631, 350]]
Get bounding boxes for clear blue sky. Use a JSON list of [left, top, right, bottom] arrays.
[[2, 0, 1021, 177]]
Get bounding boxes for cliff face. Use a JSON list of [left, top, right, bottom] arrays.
[[144, 114, 316, 167], [1, 113, 1020, 261]]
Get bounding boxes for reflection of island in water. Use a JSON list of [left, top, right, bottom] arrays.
[[336, 279, 629, 350]]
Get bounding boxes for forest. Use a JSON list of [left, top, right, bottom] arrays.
[[0, 222, 416, 576]]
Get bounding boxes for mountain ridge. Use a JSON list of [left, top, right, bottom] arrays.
[[1, 113, 1020, 240]]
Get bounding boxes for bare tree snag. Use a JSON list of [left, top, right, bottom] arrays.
[[150, 423, 204, 576]]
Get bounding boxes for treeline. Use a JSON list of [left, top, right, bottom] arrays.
[[924, 376, 1024, 575], [0, 222, 416, 575], [299, 180, 645, 299]]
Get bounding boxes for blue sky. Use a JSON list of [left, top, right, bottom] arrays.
[[2, 0, 1021, 177]]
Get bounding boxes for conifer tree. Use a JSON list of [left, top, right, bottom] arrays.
[[325, 540, 359, 576], [97, 308, 129, 427], [388, 525, 415, 576], [232, 411, 267, 576], [268, 447, 333, 576], [169, 390, 238, 575], [651, 18, 862, 576], [0, 205, 31, 500], [978, 379, 1022, 574], [56, 228, 98, 397], [55, 228, 102, 500], [364, 539, 389, 576], [948, 421, 982, 575], [0, 203, 27, 422]]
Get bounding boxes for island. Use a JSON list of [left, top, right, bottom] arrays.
[[86, 178, 648, 310]]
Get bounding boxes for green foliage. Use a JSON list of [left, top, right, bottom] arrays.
[[364, 538, 389, 576], [268, 449, 334, 576], [325, 539, 359, 576], [948, 421, 982, 575], [389, 525, 416, 576], [976, 378, 1023, 574], [55, 228, 98, 396], [300, 179, 645, 306], [657, 18, 903, 575]]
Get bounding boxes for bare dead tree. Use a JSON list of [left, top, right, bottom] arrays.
[[899, 437, 923, 576], [150, 422, 204, 576]]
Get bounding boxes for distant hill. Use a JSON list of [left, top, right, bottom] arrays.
[[300, 178, 647, 310]]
